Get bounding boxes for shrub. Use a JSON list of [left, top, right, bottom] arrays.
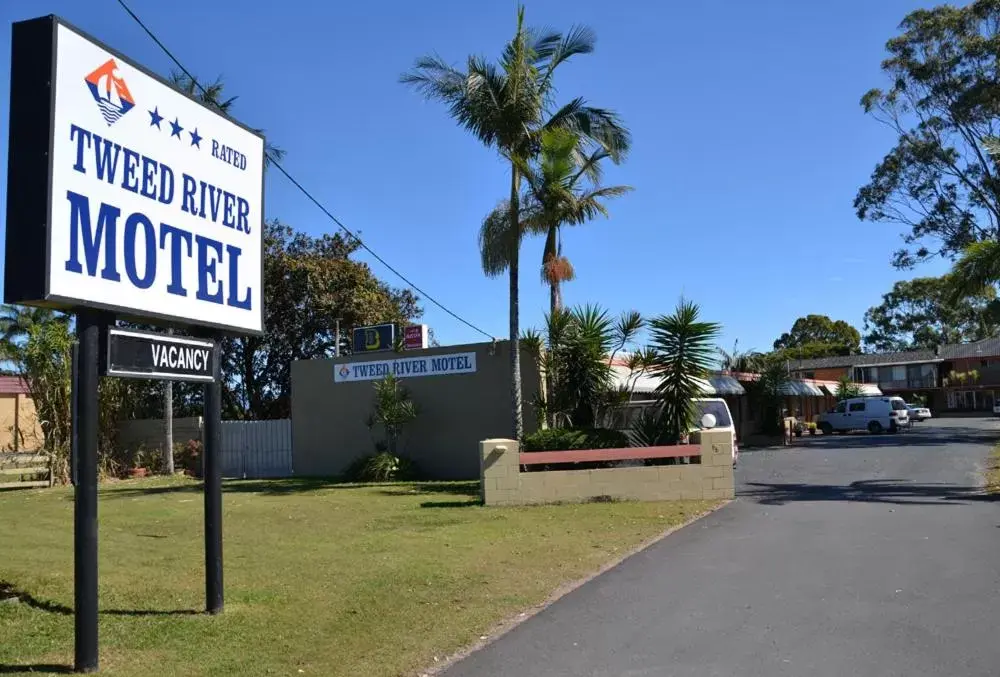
[[174, 439, 203, 477], [344, 451, 419, 483], [522, 427, 628, 452]]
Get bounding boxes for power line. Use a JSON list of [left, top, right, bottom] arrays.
[[113, 0, 496, 340]]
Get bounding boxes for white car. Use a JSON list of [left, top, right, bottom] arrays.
[[817, 396, 909, 435], [905, 403, 932, 421]]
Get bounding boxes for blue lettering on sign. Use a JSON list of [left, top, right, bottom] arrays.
[[62, 122, 255, 314]]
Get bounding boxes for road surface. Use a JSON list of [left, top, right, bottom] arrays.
[[442, 418, 1000, 677]]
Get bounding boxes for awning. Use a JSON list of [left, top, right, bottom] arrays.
[[779, 380, 825, 397], [611, 366, 745, 396], [816, 381, 882, 397], [703, 374, 746, 396]]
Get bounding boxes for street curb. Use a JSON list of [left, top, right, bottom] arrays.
[[413, 499, 733, 676]]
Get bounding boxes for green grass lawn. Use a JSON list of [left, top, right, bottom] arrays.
[[0, 477, 718, 676]]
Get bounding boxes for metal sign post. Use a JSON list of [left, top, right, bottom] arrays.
[[74, 311, 102, 672], [203, 339, 224, 614]]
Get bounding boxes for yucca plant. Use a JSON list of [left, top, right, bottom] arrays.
[[648, 300, 721, 443], [366, 374, 417, 456], [835, 374, 864, 400]]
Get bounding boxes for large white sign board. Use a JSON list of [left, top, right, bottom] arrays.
[[5, 18, 265, 334], [335, 352, 477, 383]]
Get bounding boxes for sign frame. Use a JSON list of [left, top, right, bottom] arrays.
[[352, 323, 395, 353], [4, 15, 267, 336], [335, 351, 477, 383], [104, 327, 218, 382]]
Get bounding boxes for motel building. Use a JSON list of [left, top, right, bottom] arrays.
[[787, 337, 1000, 414]]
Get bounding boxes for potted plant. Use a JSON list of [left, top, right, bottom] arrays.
[[793, 421, 804, 437], [130, 449, 148, 479], [808, 422, 817, 436]]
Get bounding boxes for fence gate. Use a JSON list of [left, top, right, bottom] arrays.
[[220, 419, 292, 479]]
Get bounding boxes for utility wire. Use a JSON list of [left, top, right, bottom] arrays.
[[114, 0, 496, 340]]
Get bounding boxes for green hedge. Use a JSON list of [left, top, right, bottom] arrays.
[[522, 427, 629, 452]]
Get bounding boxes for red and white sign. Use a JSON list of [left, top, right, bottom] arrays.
[[403, 324, 428, 350]]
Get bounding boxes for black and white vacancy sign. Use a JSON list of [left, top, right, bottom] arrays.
[[4, 17, 265, 334], [106, 328, 216, 382]]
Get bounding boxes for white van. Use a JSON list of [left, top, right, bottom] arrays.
[[691, 398, 738, 466], [609, 397, 739, 465], [817, 396, 909, 435]]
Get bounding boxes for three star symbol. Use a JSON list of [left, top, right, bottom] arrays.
[[149, 107, 204, 151]]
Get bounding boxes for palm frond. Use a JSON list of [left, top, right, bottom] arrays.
[[538, 25, 597, 95], [478, 203, 515, 278], [545, 99, 631, 161], [949, 240, 1000, 300]]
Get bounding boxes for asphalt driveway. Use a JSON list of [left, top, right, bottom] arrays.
[[441, 418, 1000, 677]]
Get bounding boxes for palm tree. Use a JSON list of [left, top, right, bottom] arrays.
[[718, 340, 763, 373], [0, 305, 67, 362], [648, 301, 721, 443], [169, 72, 285, 166], [403, 6, 630, 439], [479, 128, 632, 316]]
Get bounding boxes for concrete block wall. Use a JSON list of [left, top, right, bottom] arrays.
[[480, 429, 734, 506], [117, 417, 203, 456]]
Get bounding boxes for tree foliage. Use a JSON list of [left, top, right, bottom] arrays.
[[219, 221, 420, 419], [856, 1, 1000, 269], [864, 275, 998, 351], [773, 315, 861, 357]]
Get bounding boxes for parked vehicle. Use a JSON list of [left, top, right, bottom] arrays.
[[817, 396, 909, 435], [993, 402, 1000, 417], [692, 398, 738, 466], [905, 403, 932, 421]]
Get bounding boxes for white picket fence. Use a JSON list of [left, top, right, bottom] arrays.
[[220, 419, 292, 479]]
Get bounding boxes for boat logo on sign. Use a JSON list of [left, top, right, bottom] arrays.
[[84, 58, 135, 126]]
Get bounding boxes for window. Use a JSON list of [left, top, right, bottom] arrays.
[[804, 371, 815, 379], [692, 400, 732, 428], [892, 366, 906, 381], [890, 399, 907, 411], [982, 359, 990, 368], [849, 401, 866, 412], [835, 402, 847, 414]]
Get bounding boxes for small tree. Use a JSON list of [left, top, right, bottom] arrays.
[[366, 374, 417, 456], [648, 301, 721, 443]]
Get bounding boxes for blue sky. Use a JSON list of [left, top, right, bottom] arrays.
[[0, 0, 949, 352]]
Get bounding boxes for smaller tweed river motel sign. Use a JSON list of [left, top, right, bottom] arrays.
[[335, 352, 477, 383]]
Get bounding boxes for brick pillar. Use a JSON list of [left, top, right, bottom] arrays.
[[479, 438, 520, 506], [693, 429, 735, 500]]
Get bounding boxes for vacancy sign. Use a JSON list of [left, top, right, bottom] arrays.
[[105, 328, 216, 382], [4, 18, 265, 334]]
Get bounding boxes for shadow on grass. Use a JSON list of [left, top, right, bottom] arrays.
[[103, 478, 482, 500], [0, 664, 74, 674], [0, 581, 71, 615], [102, 608, 200, 616], [2, 580, 200, 618], [741, 478, 1000, 506], [420, 499, 481, 509]]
